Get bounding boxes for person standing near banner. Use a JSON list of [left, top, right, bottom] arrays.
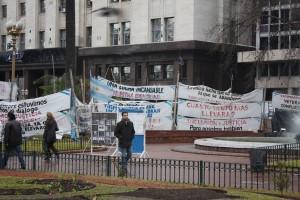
[[2, 111, 26, 169], [114, 112, 135, 176], [43, 112, 59, 161]]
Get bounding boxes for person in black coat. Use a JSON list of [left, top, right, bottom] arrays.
[[114, 112, 135, 175], [2, 111, 26, 169], [43, 112, 59, 160]]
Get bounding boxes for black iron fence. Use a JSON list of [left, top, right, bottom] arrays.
[[1, 152, 299, 193], [259, 143, 300, 167]]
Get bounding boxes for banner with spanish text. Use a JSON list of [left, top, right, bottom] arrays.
[[0, 90, 71, 137], [272, 92, 300, 111], [92, 100, 173, 130], [178, 100, 262, 119], [177, 116, 261, 132], [90, 76, 175, 101], [178, 83, 263, 103]]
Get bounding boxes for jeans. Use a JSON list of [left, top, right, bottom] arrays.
[[119, 146, 132, 172], [43, 141, 59, 160], [3, 145, 25, 169]]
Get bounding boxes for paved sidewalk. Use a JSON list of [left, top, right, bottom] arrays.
[[146, 143, 250, 164]]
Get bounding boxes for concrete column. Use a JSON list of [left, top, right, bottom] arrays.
[[141, 63, 148, 85], [186, 60, 194, 85]]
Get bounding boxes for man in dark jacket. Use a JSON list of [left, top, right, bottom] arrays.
[[114, 112, 135, 176], [2, 111, 25, 169]]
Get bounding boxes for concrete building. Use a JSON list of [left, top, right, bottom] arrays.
[[238, 0, 300, 100], [0, 0, 253, 98]]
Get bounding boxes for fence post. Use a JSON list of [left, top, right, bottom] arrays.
[[32, 151, 36, 171], [199, 161, 204, 185], [284, 144, 287, 161], [106, 156, 111, 176]]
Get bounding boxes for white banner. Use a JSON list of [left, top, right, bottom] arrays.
[[178, 83, 263, 103], [90, 76, 175, 101], [92, 100, 173, 130], [0, 90, 71, 137], [272, 92, 300, 111], [0, 81, 18, 101], [177, 117, 261, 132], [178, 100, 262, 119]]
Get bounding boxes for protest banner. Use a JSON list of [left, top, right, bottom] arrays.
[[177, 116, 261, 132], [272, 92, 300, 111], [92, 100, 173, 130], [178, 100, 262, 119], [0, 90, 71, 137], [90, 76, 175, 101], [0, 81, 18, 101], [178, 83, 263, 103]]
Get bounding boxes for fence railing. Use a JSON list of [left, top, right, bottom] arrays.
[[258, 143, 300, 167], [1, 152, 299, 193]]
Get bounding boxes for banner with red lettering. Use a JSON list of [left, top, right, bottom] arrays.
[[90, 76, 175, 101], [177, 116, 261, 132], [178, 100, 262, 119]]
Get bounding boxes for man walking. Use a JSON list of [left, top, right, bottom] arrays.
[[2, 111, 25, 169], [114, 112, 135, 176]]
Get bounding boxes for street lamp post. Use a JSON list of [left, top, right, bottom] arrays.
[[6, 20, 23, 82]]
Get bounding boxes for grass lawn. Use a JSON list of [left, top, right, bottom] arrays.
[[0, 175, 299, 200], [270, 160, 300, 168], [21, 137, 90, 153]]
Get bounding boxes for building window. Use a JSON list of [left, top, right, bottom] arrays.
[[291, 62, 300, 76], [149, 64, 174, 80], [2, 5, 7, 18], [60, 29, 66, 48], [86, 27, 92, 47], [260, 37, 268, 50], [19, 33, 25, 50], [269, 63, 279, 76], [40, 0, 45, 13], [111, 0, 119, 3], [166, 65, 174, 79], [165, 17, 174, 41], [39, 31, 45, 49], [151, 18, 161, 42], [260, 64, 268, 77], [122, 22, 130, 45], [279, 63, 289, 76], [87, 0, 93, 8], [59, 0, 66, 12], [1, 35, 6, 51], [121, 66, 131, 80], [291, 35, 300, 48], [280, 35, 289, 49], [152, 65, 162, 80], [111, 23, 120, 45], [20, 2, 26, 16], [270, 36, 278, 49]]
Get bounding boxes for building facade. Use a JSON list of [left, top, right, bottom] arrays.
[[0, 0, 253, 98], [238, 0, 300, 100], [80, 0, 254, 92]]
